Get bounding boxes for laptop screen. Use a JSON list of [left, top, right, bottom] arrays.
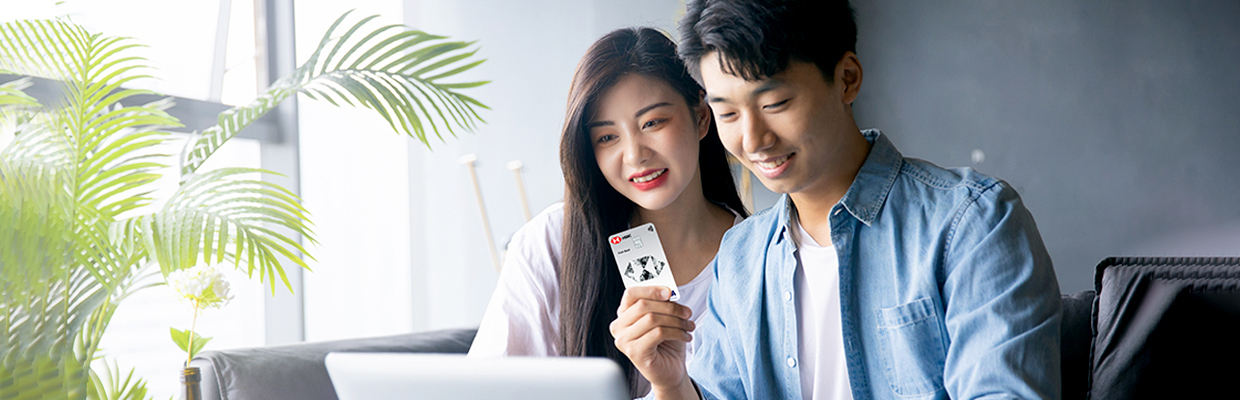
[[326, 352, 629, 400]]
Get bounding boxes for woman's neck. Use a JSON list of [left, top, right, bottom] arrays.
[[631, 171, 735, 285]]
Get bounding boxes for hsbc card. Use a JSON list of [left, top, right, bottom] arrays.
[[608, 223, 679, 301]]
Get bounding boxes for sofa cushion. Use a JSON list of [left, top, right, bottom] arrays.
[[1089, 257, 1240, 400]]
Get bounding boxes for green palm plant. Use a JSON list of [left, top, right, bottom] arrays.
[[1, 10, 487, 400]]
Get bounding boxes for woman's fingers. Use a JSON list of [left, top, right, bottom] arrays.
[[612, 312, 696, 343], [614, 323, 693, 363], [610, 298, 693, 342], [633, 325, 693, 349], [615, 298, 692, 324], [617, 287, 692, 319], [619, 286, 671, 311]]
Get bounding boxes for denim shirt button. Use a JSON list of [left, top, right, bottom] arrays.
[[784, 291, 793, 302], [786, 357, 797, 368]]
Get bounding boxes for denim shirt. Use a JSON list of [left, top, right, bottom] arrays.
[[688, 130, 1062, 400]]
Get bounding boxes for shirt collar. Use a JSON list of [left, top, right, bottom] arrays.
[[775, 129, 903, 241]]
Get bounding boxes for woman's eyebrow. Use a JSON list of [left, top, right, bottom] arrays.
[[585, 120, 613, 129], [587, 102, 673, 129], [634, 102, 673, 119]]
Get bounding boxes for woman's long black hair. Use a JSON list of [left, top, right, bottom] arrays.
[[558, 27, 748, 396]]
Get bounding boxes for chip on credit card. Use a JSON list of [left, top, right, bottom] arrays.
[[608, 223, 679, 301]]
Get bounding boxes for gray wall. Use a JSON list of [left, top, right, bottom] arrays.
[[851, 0, 1240, 292]]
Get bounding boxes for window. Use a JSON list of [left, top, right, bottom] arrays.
[[58, 0, 261, 105]]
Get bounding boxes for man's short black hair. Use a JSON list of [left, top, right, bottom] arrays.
[[679, 0, 857, 84]]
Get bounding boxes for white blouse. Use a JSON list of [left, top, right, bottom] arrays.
[[469, 202, 738, 391]]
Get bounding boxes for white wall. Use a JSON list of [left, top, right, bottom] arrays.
[[298, 0, 416, 341]]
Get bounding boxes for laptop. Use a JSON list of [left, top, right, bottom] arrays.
[[325, 352, 630, 400]]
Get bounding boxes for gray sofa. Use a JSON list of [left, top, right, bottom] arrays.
[[190, 328, 476, 400], [190, 292, 1098, 400], [191, 257, 1240, 400]]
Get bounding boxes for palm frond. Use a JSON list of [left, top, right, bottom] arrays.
[[0, 168, 112, 374], [1, 20, 174, 400], [86, 359, 151, 400], [1, 114, 72, 167], [0, 159, 98, 400], [0, 20, 90, 81], [114, 168, 316, 294], [0, 351, 91, 400], [71, 102, 175, 218], [0, 78, 40, 109], [2, 19, 177, 226], [0, 143, 75, 299], [178, 84, 295, 177], [181, 11, 489, 176]]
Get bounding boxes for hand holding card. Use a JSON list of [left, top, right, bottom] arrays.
[[609, 224, 695, 398], [610, 285, 695, 394], [608, 223, 680, 301]]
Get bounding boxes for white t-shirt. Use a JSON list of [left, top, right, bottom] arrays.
[[469, 202, 737, 394], [792, 216, 854, 400]]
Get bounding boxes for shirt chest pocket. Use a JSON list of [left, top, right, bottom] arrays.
[[875, 297, 947, 397]]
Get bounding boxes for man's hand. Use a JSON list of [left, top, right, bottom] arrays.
[[610, 286, 701, 399]]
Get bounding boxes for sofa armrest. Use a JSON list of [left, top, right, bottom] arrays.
[[189, 328, 477, 400], [1060, 290, 1096, 400]]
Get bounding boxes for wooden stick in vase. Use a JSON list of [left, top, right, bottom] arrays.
[[460, 154, 501, 271], [506, 160, 533, 222]]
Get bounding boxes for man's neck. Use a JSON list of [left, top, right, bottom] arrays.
[[789, 131, 872, 247]]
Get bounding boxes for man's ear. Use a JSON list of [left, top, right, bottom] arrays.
[[695, 93, 712, 140], [838, 52, 863, 105]]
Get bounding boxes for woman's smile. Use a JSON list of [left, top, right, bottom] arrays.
[[630, 168, 670, 190]]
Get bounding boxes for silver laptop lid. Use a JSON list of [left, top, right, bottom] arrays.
[[325, 353, 629, 400]]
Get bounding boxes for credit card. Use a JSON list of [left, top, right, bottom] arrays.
[[608, 222, 679, 301]]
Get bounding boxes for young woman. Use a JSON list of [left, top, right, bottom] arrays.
[[468, 27, 747, 397]]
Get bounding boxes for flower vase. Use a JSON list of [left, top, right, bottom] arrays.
[[181, 366, 203, 400]]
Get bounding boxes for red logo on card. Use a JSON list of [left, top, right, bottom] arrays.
[[610, 237, 621, 245]]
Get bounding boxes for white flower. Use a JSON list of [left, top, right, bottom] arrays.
[[167, 265, 233, 308], [213, 278, 231, 299]]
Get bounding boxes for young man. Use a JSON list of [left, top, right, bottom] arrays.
[[609, 1, 1063, 399]]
